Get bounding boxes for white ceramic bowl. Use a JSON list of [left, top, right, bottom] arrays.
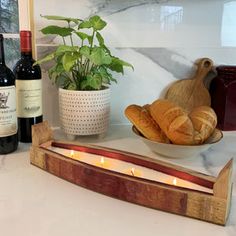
[[132, 126, 223, 159]]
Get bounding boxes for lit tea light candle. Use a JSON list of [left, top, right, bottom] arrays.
[[68, 150, 80, 160], [173, 177, 177, 186], [168, 177, 212, 192], [125, 167, 142, 177], [101, 157, 105, 167], [94, 157, 111, 169], [166, 177, 180, 187], [50, 146, 212, 193], [70, 150, 75, 158]]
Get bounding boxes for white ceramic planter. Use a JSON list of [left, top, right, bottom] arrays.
[[59, 87, 110, 139]]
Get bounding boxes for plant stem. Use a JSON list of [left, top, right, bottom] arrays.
[[84, 29, 95, 76], [78, 40, 84, 66], [68, 22, 74, 46], [84, 59, 89, 76], [62, 37, 66, 45]]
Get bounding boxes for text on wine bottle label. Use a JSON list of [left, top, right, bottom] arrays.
[[16, 80, 42, 118], [0, 86, 17, 137]]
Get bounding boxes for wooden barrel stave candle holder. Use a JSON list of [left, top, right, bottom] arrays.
[[30, 121, 233, 225]]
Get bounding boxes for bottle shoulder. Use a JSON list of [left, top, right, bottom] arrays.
[[13, 57, 41, 79], [0, 64, 15, 86]]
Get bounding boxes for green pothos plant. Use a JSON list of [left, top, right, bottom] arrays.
[[35, 15, 133, 90]]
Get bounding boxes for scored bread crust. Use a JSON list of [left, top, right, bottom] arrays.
[[150, 99, 218, 145], [189, 106, 217, 144], [125, 100, 217, 145], [125, 104, 169, 143], [150, 99, 195, 145], [150, 99, 194, 145]]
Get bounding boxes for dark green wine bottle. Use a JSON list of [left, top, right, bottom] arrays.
[[0, 34, 18, 154]]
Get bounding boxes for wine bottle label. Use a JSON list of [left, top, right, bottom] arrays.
[[16, 79, 42, 118], [0, 86, 17, 137]]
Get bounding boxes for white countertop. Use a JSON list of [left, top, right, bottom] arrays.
[[0, 125, 235, 236]]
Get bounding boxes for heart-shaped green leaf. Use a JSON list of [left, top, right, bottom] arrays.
[[56, 45, 79, 54], [75, 32, 93, 44], [62, 52, 79, 71], [79, 46, 91, 58], [89, 15, 107, 31], [80, 74, 102, 90], [41, 25, 74, 37], [35, 14, 134, 90], [78, 20, 92, 29], [90, 47, 112, 65], [41, 15, 81, 24], [33, 52, 55, 66], [108, 57, 134, 74]]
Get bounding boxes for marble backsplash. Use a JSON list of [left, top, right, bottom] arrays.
[[34, 0, 236, 127]]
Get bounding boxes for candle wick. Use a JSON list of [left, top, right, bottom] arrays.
[[131, 168, 135, 176]]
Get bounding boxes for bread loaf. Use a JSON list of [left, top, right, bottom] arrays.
[[150, 99, 195, 145], [125, 99, 217, 145], [189, 106, 217, 144], [125, 104, 169, 143]]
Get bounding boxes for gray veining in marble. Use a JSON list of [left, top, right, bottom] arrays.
[[89, 0, 170, 16], [200, 151, 215, 176], [35, 0, 172, 44], [34, 0, 236, 127], [134, 48, 217, 88], [134, 48, 195, 79]]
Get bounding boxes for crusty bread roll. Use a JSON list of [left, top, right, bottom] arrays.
[[189, 106, 217, 144], [150, 99, 195, 145], [125, 104, 169, 143], [125, 99, 217, 145]]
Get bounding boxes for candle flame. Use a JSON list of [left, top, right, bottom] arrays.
[[100, 157, 105, 166], [131, 167, 135, 176], [70, 150, 74, 157], [173, 178, 177, 186]]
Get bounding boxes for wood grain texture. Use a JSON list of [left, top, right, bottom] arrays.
[[45, 151, 188, 214], [165, 58, 213, 113], [213, 159, 233, 222], [30, 145, 232, 225], [30, 122, 232, 225], [186, 192, 227, 225], [30, 147, 46, 169], [52, 141, 216, 189], [32, 121, 53, 146], [213, 159, 233, 199]]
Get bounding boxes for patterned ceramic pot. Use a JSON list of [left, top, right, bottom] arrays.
[[59, 87, 110, 139]]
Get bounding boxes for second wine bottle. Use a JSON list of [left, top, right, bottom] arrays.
[[14, 30, 43, 143]]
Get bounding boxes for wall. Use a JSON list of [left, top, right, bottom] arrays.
[[34, 0, 236, 127]]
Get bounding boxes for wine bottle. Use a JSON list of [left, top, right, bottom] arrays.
[[14, 31, 43, 143], [0, 34, 18, 154]]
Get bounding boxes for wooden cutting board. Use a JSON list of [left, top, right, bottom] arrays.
[[165, 58, 213, 113]]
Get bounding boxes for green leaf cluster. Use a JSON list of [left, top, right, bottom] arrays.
[[35, 15, 133, 90]]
